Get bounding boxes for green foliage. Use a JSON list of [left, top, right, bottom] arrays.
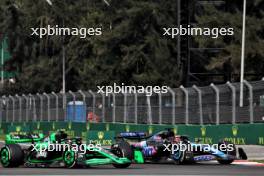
[[195, 2, 264, 81], [0, 0, 263, 94], [0, 0, 182, 94]]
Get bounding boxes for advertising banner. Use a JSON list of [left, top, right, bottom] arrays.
[[1, 122, 264, 145], [86, 130, 115, 146]]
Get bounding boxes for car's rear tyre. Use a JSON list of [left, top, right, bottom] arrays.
[[63, 150, 77, 168], [173, 149, 194, 165], [111, 141, 132, 168], [112, 162, 131, 168], [238, 147, 247, 160], [0, 144, 24, 167], [217, 140, 236, 165], [218, 159, 234, 164]]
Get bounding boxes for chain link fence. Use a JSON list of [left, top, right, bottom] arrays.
[[0, 80, 264, 124]]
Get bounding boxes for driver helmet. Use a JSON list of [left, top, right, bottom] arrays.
[[174, 135, 181, 143]]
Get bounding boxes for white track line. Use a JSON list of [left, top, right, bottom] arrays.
[[232, 160, 264, 166]]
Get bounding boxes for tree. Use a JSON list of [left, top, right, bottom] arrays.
[[194, 1, 264, 81], [0, 0, 263, 95]]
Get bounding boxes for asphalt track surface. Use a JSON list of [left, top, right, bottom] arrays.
[[1, 163, 264, 175], [1, 142, 264, 175]]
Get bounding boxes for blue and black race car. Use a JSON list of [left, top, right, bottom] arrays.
[[113, 129, 247, 165]]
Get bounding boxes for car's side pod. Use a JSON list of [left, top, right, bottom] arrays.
[[238, 147, 247, 160], [134, 150, 144, 163]]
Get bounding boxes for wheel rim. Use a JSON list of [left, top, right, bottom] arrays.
[[113, 148, 123, 157], [1, 147, 10, 167], [63, 150, 75, 166]]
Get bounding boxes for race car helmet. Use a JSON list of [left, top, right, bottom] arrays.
[[49, 131, 68, 143], [55, 131, 68, 143], [174, 135, 181, 143]]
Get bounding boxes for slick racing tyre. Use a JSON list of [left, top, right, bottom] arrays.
[[0, 144, 24, 167], [63, 150, 77, 168], [217, 140, 236, 164], [111, 141, 132, 168], [173, 149, 194, 165]]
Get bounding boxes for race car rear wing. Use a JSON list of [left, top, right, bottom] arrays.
[[5, 133, 45, 144], [116, 132, 147, 140]]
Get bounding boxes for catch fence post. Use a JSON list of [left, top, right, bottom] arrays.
[[134, 92, 138, 124], [123, 93, 127, 123], [52, 92, 59, 121], [158, 92, 162, 124], [210, 83, 220, 125], [69, 91, 76, 121], [167, 88, 176, 125], [37, 93, 43, 121], [227, 82, 236, 124], [23, 94, 29, 122], [180, 86, 189, 125], [15, 94, 22, 122], [244, 80, 253, 123], [9, 95, 15, 123], [30, 94, 37, 121], [89, 90, 96, 122], [6, 96, 9, 123], [43, 93, 51, 122], [111, 92, 116, 123], [16, 94, 22, 122], [193, 85, 203, 125], [146, 95, 152, 124], [100, 92, 105, 123], [60, 92, 67, 121]]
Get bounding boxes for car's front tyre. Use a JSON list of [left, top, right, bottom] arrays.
[[63, 150, 77, 168], [0, 144, 24, 167], [111, 141, 132, 168], [217, 140, 236, 165]]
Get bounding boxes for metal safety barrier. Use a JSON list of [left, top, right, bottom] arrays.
[[0, 80, 264, 125]]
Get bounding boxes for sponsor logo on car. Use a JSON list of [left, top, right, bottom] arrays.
[[194, 155, 215, 161]]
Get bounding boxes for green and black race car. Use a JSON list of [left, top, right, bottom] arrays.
[[0, 131, 132, 168]]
